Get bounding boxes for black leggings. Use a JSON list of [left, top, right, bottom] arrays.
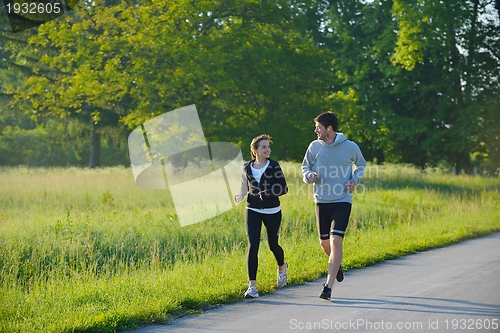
[[246, 209, 285, 281]]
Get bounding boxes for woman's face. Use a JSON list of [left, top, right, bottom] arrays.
[[253, 140, 271, 159]]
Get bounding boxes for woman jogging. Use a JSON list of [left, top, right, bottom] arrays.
[[234, 134, 289, 298]]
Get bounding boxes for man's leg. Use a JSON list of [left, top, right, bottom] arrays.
[[319, 234, 344, 300], [325, 235, 343, 287], [320, 238, 330, 256], [316, 203, 332, 255], [317, 203, 343, 282], [319, 203, 351, 300]]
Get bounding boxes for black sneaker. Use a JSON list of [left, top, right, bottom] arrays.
[[336, 265, 344, 282], [319, 283, 331, 300]]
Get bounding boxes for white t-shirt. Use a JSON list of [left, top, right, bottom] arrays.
[[250, 160, 270, 183]]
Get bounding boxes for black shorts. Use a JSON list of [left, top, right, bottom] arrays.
[[315, 202, 352, 239]]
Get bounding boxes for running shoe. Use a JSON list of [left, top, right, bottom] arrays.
[[319, 283, 331, 300], [336, 265, 344, 282], [244, 285, 259, 299], [277, 262, 288, 288]]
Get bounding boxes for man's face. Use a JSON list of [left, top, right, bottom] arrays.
[[314, 122, 329, 141]]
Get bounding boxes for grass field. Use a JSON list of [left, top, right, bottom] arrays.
[[1, 163, 499, 333]]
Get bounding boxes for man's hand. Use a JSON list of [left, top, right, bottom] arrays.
[[347, 180, 356, 192], [309, 172, 318, 183]]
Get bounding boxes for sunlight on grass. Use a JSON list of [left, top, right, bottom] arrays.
[[0, 163, 499, 332]]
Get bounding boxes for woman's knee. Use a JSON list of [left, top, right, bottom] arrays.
[[268, 242, 283, 254], [248, 243, 260, 254]]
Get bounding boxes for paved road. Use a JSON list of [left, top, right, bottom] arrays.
[[131, 233, 500, 333]]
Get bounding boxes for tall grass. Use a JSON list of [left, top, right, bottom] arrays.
[[0, 163, 499, 332]]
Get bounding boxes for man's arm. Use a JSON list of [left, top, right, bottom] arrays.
[[351, 144, 366, 184], [301, 144, 316, 184]]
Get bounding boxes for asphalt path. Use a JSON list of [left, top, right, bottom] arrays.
[[130, 233, 500, 333]]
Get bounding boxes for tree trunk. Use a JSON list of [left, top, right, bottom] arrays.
[[455, 152, 471, 174], [89, 128, 101, 169]]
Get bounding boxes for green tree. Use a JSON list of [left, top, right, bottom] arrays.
[[387, 0, 500, 171], [9, 0, 338, 163], [309, 0, 500, 171], [5, 0, 498, 169]]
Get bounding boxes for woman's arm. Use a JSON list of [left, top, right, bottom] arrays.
[[234, 166, 249, 203]]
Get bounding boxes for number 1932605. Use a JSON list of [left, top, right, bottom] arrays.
[[6, 1, 62, 14], [444, 318, 498, 330]]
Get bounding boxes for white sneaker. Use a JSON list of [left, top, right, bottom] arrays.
[[277, 262, 288, 288], [244, 285, 259, 299]]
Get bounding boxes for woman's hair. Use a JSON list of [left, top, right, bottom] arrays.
[[314, 111, 339, 132], [250, 134, 273, 159]]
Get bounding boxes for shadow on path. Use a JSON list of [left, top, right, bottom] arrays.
[[331, 296, 500, 317]]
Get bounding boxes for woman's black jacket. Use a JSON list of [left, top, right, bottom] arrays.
[[243, 159, 288, 209]]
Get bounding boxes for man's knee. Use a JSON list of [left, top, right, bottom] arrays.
[[330, 235, 344, 250], [320, 238, 330, 254], [320, 238, 330, 247]]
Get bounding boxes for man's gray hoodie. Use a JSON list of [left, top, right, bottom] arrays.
[[301, 133, 366, 204]]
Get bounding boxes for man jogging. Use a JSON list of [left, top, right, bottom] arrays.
[[301, 111, 366, 300]]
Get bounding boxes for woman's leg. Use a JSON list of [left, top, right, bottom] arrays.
[[246, 209, 263, 285], [262, 211, 284, 267]]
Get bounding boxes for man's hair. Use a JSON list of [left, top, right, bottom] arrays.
[[250, 134, 272, 159], [314, 112, 338, 132]]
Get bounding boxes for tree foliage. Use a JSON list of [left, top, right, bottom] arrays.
[[309, 0, 500, 169], [1, 0, 499, 171]]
